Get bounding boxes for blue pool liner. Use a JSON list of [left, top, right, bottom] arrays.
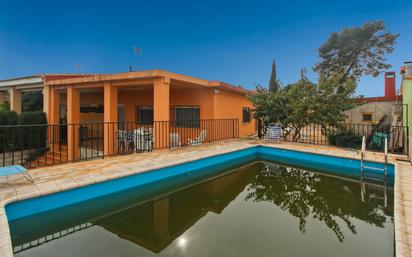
[[5, 146, 394, 221]]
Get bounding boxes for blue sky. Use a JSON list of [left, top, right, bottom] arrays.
[[0, 0, 411, 97]]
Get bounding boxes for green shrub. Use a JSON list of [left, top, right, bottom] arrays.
[[18, 111, 48, 150], [18, 111, 47, 125], [0, 111, 48, 153], [0, 102, 10, 112], [0, 110, 18, 125], [328, 131, 362, 149]]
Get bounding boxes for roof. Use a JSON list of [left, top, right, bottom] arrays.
[[46, 69, 252, 95], [0, 74, 91, 89], [357, 95, 401, 103]]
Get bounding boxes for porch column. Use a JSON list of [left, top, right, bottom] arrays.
[[67, 86, 80, 161], [42, 85, 50, 120], [104, 82, 118, 156], [153, 77, 170, 149], [9, 87, 22, 113], [49, 87, 61, 124]]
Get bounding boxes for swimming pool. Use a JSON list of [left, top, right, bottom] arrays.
[[5, 146, 394, 257]]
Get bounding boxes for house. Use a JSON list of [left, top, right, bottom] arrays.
[[40, 69, 256, 161], [345, 71, 403, 127], [0, 70, 256, 167]]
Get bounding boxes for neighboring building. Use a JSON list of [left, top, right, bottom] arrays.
[[0, 74, 89, 113], [402, 62, 412, 129], [401, 62, 412, 159], [345, 72, 403, 126]]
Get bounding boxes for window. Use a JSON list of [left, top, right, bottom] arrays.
[[80, 105, 104, 113], [362, 113, 373, 122], [243, 107, 251, 123], [172, 106, 200, 128], [136, 106, 153, 125]]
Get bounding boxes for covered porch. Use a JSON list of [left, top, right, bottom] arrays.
[[43, 70, 238, 163]]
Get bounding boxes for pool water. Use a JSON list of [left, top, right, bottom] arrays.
[[9, 161, 393, 257]]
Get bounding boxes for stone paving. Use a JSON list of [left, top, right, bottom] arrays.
[[0, 139, 411, 257]]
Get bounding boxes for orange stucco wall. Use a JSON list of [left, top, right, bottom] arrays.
[[53, 83, 255, 138], [213, 89, 255, 137], [170, 88, 215, 119], [118, 89, 153, 122]]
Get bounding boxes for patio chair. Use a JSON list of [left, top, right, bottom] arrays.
[[117, 130, 132, 154], [0, 165, 33, 182], [267, 123, 281, 143], [169, 133, 181, 148], [188, 130, 207, 146], [133, 129, 153, 152]]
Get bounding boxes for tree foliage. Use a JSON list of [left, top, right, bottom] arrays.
[[269, 60, 281, 92], [313, 73, 358, 129], [313, 21, 399, 82], [249, 71, 356, 141], [0, 101, 10, 113], [22, 91, 43, 112]]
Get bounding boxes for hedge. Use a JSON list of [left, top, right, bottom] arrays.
[[0, 111, 48, 153], [328, 131, 362, 149]]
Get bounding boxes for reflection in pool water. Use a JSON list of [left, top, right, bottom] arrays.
[[10, 161, 393, 257]]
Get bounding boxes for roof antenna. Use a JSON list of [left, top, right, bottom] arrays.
[[133, 46, 143, 71]]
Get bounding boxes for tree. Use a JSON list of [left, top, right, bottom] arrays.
[[269, 60, 281, 92], [313, 73, 359, 131], [249, 75, 317, 141], [313, 21, 399, 82], [282, 77, 317, 141], [22, 91, 43, 112], [249, 71, 357, 141], [248, 84, 288, 127]]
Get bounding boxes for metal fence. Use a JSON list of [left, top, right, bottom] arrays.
[[0, 119, 239, 168], [259, 122, 409, 155]]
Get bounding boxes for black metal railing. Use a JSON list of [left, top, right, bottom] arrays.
[[0, 119, 239, 168], [258, 122, 409, 155]]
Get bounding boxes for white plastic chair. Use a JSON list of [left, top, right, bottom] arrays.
[[169, 133, 181, 148], [188, 130, 207, 146], [267, 124, 281, 143]]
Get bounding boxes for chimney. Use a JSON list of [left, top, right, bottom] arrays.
[[384, 71, 396, 97]]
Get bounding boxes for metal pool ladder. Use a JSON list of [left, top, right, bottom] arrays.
[[360, 136, 388, 178], [360, 136, 388, 207]]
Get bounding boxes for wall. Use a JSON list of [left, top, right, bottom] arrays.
[[56, 85, 255, 138], [118, 89, 153, 122], [344, 100, 398, 126], [213, 89, 256, 137], [402, 77, 412, 159], [170, 88, 215, 119]]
